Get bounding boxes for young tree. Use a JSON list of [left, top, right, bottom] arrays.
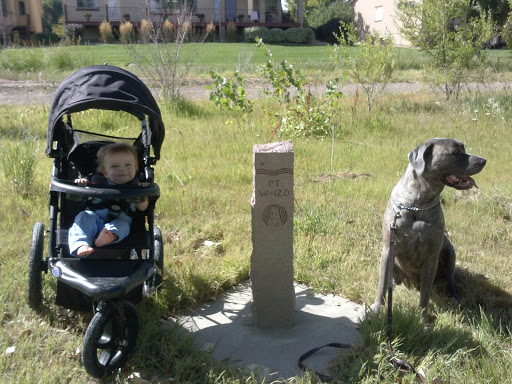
[[395, 0, 494, 100], [122, 1, 212, 108], [332, 22, 395, 112]]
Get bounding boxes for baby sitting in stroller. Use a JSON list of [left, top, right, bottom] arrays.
[[69, 143, 149, 257]]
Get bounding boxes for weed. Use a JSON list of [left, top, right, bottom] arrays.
[[1, 141, 38, 197]]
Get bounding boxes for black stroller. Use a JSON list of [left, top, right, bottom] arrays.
[[27, 65, 165, 378]]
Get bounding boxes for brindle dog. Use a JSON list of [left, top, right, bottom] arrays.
[[371, 138, 486, 314]]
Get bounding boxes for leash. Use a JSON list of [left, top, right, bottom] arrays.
[[298, 343, 353, 382], [298, 198, 436, 382], [387, 205, 425, 383]]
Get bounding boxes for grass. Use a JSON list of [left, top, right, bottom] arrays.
[[1, 45, 512, 383], [1, 43, 512, 83]]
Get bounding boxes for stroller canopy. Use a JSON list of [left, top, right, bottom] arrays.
[[46, 65, 165, 159]]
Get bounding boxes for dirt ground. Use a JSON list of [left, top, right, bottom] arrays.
[[1, 77, 510, 106], [0, 77, 424, 106]]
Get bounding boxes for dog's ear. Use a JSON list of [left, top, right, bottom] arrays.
[[408, 142, 434, 175]]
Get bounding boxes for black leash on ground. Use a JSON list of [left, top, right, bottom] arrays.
[[298, 208, 425, 382], [386, 209, 425, 383]]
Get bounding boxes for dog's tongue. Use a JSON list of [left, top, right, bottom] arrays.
[[447, 175, 478, 189]]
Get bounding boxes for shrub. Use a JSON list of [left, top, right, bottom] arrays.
[[284, 27, 315, 44], [315, 18, 344, 44], [226, 22, 237, 42], [99, 20, 115, 43], [279, 93, 333, 139], [139, 19, 153, 43], [119, 21, 135, 43], [33, 32, 60, 46], [63, 24, 84, 45], [265, 28, 285, 43], [244, 26, 268, 42], [161, 19, 174, 42]]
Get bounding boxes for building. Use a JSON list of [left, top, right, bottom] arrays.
[[351, 0, 411, 46], [0, 0, 43, 39], [61, 0, 299, 41]]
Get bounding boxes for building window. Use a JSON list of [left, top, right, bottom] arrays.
[[18, 1, 25, 15], [375, 6, 383, 22], [77, 0, 98, 9]]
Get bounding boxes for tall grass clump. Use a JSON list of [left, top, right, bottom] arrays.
[[161, 19, 175, 42], [99, 20, 115, 43], [119, 21, 135, 43], [139, 19, 153, 43], [226, 22, 237, 42], [0, 48, 44, 71], [1, 141, 38, 197], [43, 47, 75, 70]]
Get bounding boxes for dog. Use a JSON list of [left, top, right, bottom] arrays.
[[371, 138, 486, 315]]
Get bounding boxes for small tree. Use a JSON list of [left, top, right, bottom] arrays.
[[332, 22, 395, 112], [395, 0, 494, 100], [122, 4, 212, 107]]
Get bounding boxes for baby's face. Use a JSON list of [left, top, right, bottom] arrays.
[[100, 152, 137, 184]]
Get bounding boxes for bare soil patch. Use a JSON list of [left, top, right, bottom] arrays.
[[2, 77, 510, 106]]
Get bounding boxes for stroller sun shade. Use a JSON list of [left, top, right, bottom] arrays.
[[46, 65, 165, 160]]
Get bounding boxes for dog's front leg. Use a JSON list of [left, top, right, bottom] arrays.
[[371, 245, 391, 312], [419, 259, 439, 314]]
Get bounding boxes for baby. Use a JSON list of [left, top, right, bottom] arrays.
[[68, 143, 148, 257]]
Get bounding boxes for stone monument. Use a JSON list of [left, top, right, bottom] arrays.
[[250, 141, 295, 328]]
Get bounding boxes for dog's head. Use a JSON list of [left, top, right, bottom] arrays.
[[408, 138, 486, 190]]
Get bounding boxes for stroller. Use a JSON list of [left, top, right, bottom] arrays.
[[27, 65, 165, 378]]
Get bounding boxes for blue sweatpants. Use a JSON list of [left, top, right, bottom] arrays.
[[68, 208, 132, 257]]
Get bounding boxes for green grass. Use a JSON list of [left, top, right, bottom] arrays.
[[1, 45, 512, 383], [1, 43, 511, 83]]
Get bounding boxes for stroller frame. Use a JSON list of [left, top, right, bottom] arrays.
[[27, 65, 166, 378]]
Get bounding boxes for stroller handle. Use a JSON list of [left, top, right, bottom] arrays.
[[50, 178, 160, 200]]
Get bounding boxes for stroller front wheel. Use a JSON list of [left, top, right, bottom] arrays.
[[82, 300, 139, 378], [28, 222, 45, 310]]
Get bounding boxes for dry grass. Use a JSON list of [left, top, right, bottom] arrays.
[[1, 85, 512, 383]]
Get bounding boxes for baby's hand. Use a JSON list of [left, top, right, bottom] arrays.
[[75, 178, 89, 187], [138, 181, 150, 187]]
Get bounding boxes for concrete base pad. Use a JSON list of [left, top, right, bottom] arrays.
[[167, 282, 365, 381]]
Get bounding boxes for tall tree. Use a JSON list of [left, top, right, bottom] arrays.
[[470, 0, 509, 25], [286, 0, 353, 27], [42, 0, 63, 32]]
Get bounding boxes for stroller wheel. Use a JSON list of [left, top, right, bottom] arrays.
[[82, 300, 139, 378], [28, 222, 45, 310]]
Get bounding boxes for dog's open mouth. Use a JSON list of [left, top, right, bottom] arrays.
[[444, 174, 478, 190]]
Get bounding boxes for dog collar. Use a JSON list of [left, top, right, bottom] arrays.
[[393, 197, 440, 212]]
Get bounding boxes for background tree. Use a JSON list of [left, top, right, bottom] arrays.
[[286, 0, 353, 27], [470, 0, 509, 26], [395, 0, 494, 100], [42, 0, 63, 33]]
